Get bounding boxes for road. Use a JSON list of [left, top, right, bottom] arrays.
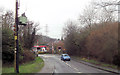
[[37, 54, 113, 74]]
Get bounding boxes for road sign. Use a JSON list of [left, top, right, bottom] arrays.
[[15, 36, 17, 40]]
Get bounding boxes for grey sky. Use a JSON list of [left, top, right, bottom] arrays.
[[0, 0, 91, 39]]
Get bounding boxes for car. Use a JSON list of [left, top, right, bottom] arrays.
[[61, 54, 71, 61]]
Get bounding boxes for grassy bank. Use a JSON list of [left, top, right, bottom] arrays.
[[2, 57, 44, 73], [72, 56, 117, 69]]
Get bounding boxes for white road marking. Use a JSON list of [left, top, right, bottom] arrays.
[[58, 60, 82, 73], [65, 62, 71, 67], [77, 72, 82, 73], [43, 55, 82, 73], [73, 67, 79, 71], [64, 62, 82, 73]]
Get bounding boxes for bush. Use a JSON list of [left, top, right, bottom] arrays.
[[113, 54, 120, 66], [63, 21, 118, 65], [20, 49, 35, 63], [2, 28, 14, 64], [86, 22, 118, 64], [2, 28, 24, 65]]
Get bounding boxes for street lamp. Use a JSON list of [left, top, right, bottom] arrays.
[[19, 13, 27, 26]]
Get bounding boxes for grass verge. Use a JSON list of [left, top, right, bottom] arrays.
[[72, 56, 117, 69], [2, 57, 44, 73]]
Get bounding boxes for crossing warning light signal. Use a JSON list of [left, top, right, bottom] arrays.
[[13, 25, 16, 35], [13, 25, 16, 31]]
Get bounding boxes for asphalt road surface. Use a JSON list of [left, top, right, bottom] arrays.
[[37, 54, 113, 74]]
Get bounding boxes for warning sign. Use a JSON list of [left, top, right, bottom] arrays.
[[15, 36, 17, 40]]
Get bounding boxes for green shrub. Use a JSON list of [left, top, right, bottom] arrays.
[[2, 28, 23, 65], [2, 28, 14, 64]]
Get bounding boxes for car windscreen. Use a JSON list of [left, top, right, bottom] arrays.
[[64, 54, 69, 56]]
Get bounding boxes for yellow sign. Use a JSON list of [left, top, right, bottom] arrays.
[[15, 36, 17, 40]]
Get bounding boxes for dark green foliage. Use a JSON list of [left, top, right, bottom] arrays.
[[2, 28, 14, 63], [113, 54, 120, 67], [2, 11, 36, 65]]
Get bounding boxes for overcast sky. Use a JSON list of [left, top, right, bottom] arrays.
[[0, 0, 91, 39]]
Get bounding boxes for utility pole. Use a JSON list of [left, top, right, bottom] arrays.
[[44, 24, 48, 43], [45, 24, 48, 36], [14, 0, 19, 73], [52, 43, 54, 54], [14, 0, 27, 73], [118, 1, 120, 74]]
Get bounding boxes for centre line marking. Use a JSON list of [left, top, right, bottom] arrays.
[[65, 62, 82, 73], [59, 59, 82, 73], [74, 67, 79, 71]]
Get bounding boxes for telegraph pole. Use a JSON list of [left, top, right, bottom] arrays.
[[45, 24, 48, 36], [14, 0, 19, 73], [44, 24, 48, 43], [14, 0, 27, 73]]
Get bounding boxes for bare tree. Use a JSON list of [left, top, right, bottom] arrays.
[[18, 21, 40, 49], [92, 0, 119, 22], [79, 0, 118, 27], [2, 11, 14, 29], [78, 4, 97, 29], [93, 0, 119, 11], [63, 20, 79, 55]]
